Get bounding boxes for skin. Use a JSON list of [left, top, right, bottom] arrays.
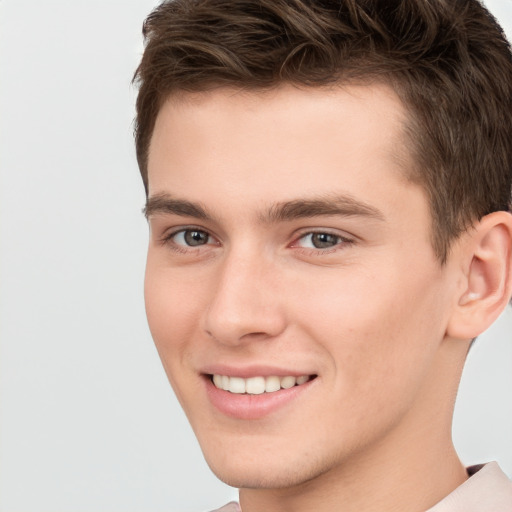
[[143, 84, 509, 512]]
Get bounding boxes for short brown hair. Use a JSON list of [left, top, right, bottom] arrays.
[[133, 0, 512, 261]]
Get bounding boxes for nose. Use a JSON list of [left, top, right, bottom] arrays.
[[202, 249, 287, 346]]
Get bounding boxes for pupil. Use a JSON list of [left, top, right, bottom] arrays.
[[312, 233, 338, 248], [184, 230, 208, 246]]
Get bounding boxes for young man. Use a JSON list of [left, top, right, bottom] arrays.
[[133, 1, 512, 510]]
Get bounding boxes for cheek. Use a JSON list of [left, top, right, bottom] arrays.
[[144, 262, 201, 364], [144, 264, 210, 414], [292, 263, 447, 403]]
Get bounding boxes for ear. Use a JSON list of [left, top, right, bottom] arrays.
[[447, 211, 512, 340]]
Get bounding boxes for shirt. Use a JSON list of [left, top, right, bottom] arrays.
[[426, 462, 512, 511], [210, 462, 512, 512]]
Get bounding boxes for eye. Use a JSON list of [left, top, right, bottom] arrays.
[[295, 232, 346, 249], [171, 229, 212, 247]]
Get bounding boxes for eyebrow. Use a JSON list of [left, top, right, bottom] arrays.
[[144, 194, 210, 220], [262, 195, 385, 223], [144, 193, 385, 223]]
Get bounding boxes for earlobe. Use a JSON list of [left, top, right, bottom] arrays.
[[447, 211, 512, 340]]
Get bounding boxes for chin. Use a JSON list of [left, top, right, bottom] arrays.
[[202, 446, 337, 490], [210, 464, 314, 490]]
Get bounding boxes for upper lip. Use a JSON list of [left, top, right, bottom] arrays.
[[200, 364, 317, 379]]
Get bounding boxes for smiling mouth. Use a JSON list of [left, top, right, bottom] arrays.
[[210, 374, 316, 395]]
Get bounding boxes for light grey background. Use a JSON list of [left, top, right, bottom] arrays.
[[0, 1, 511, 511]]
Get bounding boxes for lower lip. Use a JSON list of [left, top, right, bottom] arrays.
[[204, 376, 315, 420]]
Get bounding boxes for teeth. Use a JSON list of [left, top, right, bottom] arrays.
[[229, 377, 246, 394], [265, 376, 281, 393], [246, 376, 265, 394], [213, 374, 223, 389], [212, 374, 312, 394], [296, 375, 309, 385], [280, 376, 296, 389]]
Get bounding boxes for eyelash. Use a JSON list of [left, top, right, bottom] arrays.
[[291, 231, 354, 253], [159, 228, 354, 255], [159, 228, 216, 253]]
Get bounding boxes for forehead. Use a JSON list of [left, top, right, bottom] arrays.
[[147, 83, 417, 220]]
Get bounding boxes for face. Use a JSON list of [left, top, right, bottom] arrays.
[[144, 84, 458, 489]]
